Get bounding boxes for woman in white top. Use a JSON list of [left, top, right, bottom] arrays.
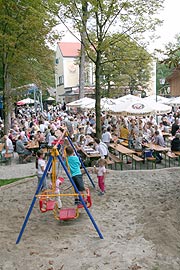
[[101, 126, 112, 146], [94, 138, 109, 158]]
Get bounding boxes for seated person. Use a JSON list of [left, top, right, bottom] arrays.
[[1, 135, 14, 158], [119, 124, 129, 141], [16, 135, 32, 163], [171, 133, 180, 151], [152, 130, 166, 163], [34, 130, 46, 148], [47, 129, 57, 147]]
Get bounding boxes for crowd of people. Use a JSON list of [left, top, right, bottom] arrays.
[[0, 103, 180, 160], [0, 102, 180, 196]]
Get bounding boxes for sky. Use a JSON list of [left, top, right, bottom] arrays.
[[149, 0, 180, 51], [60, 0, 180, 52]]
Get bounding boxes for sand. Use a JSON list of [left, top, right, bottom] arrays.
[[0, 167, 180, 270]]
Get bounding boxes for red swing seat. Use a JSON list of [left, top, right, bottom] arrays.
[[59, 208, 78, 220]]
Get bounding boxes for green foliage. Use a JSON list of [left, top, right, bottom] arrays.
[[160, 33, 180, 68], [100, 33, 152, 97], [0, 0, 57, 90], [155, 33, 180, 95], [156, 62, 172, 95], [57, 0, 164, 137], [0, 0, 60, 131]]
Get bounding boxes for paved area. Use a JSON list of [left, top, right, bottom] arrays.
[[0, 151, 179, 180], [0, 153, 36, 179]]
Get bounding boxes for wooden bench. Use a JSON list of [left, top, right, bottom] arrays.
[[108, 153, 123, 170], [166, 151, 178, 167], [146, 157, 156, 169], [171, 151, 180, 166], [106, 158, 114, 169], [4, 153, 13, 165], [18, 153, 25, 164], [120, 141, 128, 147], [127, 154, 144, 169]]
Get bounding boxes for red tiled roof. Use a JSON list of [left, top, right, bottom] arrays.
[[58, 42, 81, 57]]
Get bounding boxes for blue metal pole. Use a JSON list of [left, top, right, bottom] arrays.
[[16, 156, 53, 244], [67, 135, 95, 188], [57, 155, 103, 239]]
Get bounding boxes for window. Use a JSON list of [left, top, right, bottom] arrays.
[[58, 75, 64, 86]]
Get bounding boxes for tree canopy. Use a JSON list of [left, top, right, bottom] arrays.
[[56, 0, 164, 137], [0, 0, 59, 131]]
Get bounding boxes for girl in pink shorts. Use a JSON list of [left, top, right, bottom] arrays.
[[94, 158, 107, 195]]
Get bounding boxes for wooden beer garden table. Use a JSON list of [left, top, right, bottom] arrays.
[[78, 146, 101, 166], [109, 143, 135, 160]]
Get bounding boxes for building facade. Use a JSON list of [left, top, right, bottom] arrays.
[[55, 42, 95, 103], [166, 67, 180, 97], [55, 42, 81, 102]]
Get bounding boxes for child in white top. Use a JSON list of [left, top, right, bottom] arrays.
[[50, 177, 63, 209], [94, 158, 107, 195], [36, 150, 47, 191]]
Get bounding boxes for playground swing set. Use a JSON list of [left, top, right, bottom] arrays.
[[16, 129, 103, 244]]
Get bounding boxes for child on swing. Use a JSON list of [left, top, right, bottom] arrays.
[[49, 177, 63, 209], [94, 158, 107, 196], [65, 146, 86, 204]]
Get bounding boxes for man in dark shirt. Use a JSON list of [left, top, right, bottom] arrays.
[[171, 133, 180, 151], [171, 119, 179, 136]]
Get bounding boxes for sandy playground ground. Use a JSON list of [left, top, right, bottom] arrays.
[[0, 167, 180, 270]]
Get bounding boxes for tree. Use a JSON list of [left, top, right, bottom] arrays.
[[0, 0, 58, 132], [155, 33, 180, 96], [56, 0, 164, 138], [159, 33, 180, 68], [100, 33, 152, 97]]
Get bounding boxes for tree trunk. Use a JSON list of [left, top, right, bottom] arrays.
[[95, 50, 102, 139], [3, 58, 11, 134], [79, 40, 85, 99], [79, 1, 88, 99]]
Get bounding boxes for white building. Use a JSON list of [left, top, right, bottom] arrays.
[[55, 41, 95, 103], [55, 42, 81, 102]]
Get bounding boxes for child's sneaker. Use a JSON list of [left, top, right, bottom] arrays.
[[74, 198, 80, 205], [98, 191, 104, 196]]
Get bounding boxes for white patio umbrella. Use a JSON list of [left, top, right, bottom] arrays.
[[80, 97, 117, 111], [46, 97, 55, 101], [165, 96, 180, 106], [109, 99, 155, 116], [101, 97, 117, 111], [17, 98, 35, 106], [148, 101, 172, 115], [116, 94, 141, 103], [143, 95, 170, 104], [67, 97, 95, 107]]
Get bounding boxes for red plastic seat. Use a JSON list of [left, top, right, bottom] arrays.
[[59, 208, 77, 220], [77, 188, 92, 209], [39, 199, 56, 212]]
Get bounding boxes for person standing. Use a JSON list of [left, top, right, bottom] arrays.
[[171, 119, 179, 136], [94, 158, 107, 196], [94, 138, 109, 159], [36, 149, 47, 191], [102, 126, 112, 146], [171, 133, 180, 151], [65, 146, 85, 204]]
